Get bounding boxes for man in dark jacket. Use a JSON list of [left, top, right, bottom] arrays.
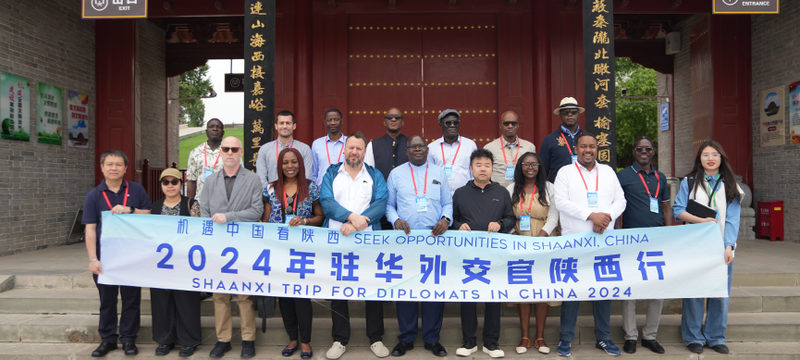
[[451, 148, 515, 358], [364, 107, 409, 229]]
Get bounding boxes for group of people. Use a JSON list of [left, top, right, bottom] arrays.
[[82, 97, 742, 359]]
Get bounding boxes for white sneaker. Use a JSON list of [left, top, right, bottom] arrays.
[[482, 344, 505, 358], [456, 344, 477, 357], [326, 341, 346, 360], [370, 341, 390, 358]]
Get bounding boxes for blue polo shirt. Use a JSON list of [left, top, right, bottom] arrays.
[[617, 163, 670, 228], [82, 179, 151, 258], [539, 126, 583, 183]]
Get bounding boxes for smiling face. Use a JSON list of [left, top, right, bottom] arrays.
[[633, 138, 654, 167], [576, 135, 597, 167], [325, 111, 342, 136], [384, 108, 404, 132], [344, 136, 366, 168], [470, 156, 493, 182], [281, 151, 300, 179], [700, 146, 722, 173], [274, 114, 296, 138], [101, 155, 127, 182], [439, 114, 460, 139], [405, 135, 428, 166], [160, 176, 181, 198], [520, 154, 539, 180]]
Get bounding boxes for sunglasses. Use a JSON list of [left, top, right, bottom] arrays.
[[502, 121, 518, 127], [442, 120, 461, 127], [634, 147, 654, 153], [385, 114, 403, 121], [560, 109, 580, 116], [407, 144, 426, 150], [161, 179, 181, 186], [221, 147, 240, 153], [521, 162, 539, 168]]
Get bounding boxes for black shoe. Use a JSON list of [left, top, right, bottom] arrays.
[[623, 340, 636, 354], [710, 344, 729, 354], [687, 343, 703, 354], [642, 339, 665, 354], [122, 342, 139, 356], [210, 342, 232, 358], [179, 346, 197, 357], [155, 344, 175, 356], [392, 342, 414, 356], [92, 342, 118, 357], [241, 341, 256, 358], [425, 342, 447, 357]]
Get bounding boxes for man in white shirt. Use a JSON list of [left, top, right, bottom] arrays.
[[255, 110, 313, 187], [553, 133, 626, 357], [427, 109, 477, 195]]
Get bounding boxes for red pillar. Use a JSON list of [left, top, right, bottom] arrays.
[[294, 0, 313, 144], [532, 0, 552, 148]]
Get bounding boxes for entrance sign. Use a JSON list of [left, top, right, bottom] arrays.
[[713, 0, 779, 14], [583, 0, 617, 169], [82, 0, 148, 19], [759, 86, 785, 147], [67, 91, 90, 148], [1, 73, 30, 142], [98, 213, 730, 302], [244, 0, 276, 171], [37, 83, 63, 145], [659, 102, 669, 132]]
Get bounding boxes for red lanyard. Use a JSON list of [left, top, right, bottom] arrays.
[[277, 139, 295, 164], [204, 142, 221, 168], [409, 163, 428, 196], [102, 180, 129, 210], [440, 136, 462, 166], [575, 163, 599, 192], [283, 189, 298, 213], [519, 185, 538, 213], [501, 138, 520, 165], [637, 170, 660, 198], [560, 132, 574, 155], [326, 138, 344, 165]]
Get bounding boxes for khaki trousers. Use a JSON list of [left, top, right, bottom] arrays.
[[213, 293, 256, 342]]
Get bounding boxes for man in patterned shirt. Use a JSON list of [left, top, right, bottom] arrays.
[[186, 118, 239, 203]]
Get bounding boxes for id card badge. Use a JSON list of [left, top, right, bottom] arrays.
[[649, 197, 659, 213], [571, 155, 578, 164], [444, 166, 453, 179], [202, 169, 213, 181], [415, 196, 428, 212], [520, 215, 531, 231], [587, 192, 598, 207], [504, 166, 515, 180], [284, 214, 295, 224]]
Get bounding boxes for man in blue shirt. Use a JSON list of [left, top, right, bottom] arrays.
[[311, 108, 347, 185], [82, 150, 152, 357], [385, 135, 451, 357], [539, 97, 584, 183]]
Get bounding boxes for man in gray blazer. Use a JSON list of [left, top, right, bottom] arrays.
[[200, 136, 264, 359]]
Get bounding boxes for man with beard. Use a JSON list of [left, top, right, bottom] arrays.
[[256, 110, 313, 187], [319, 132, 389, 359], [365, 107, 409, 229], [539, 97, 585, 183], [311, 109, 347, 184]]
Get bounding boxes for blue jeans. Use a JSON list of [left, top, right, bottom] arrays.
[[681, 262, 733, 346], [559, 300, 612, 344]]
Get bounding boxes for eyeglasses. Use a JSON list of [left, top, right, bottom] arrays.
[[407, 144, 426, 150], [701, 153, 721, 159], [502, 121, 519, 127], [221, 147, 240, 153], [442, 120, 461, 127], [385, 114, 403, 121], [161, 179, 180, 186], [634, 147, 654, 153], [560, 109, 579, 116], [521, 162, 539, 168]]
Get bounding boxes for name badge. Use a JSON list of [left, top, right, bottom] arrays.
[[416, 196, 428, 212], [444, 166, 453, 179], [571, 155, 578, 164], [520, 215, 531, 231], [505, 166, 515, 180], [587, 192, 598, 207], [649, 197, 659, 213], [284, 214, 295, 224], [202, 169, 213, 181]]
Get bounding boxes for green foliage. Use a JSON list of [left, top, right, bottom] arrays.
[[2, 129, 30, 141], [179, 64, 213, 127], [179, 127, 245, 168], [615, 57, 658, 168]]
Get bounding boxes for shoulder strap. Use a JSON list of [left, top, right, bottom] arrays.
[[687, 176, 695, 198], [150, 199, 164, 214], [179, 196, 191, 216]]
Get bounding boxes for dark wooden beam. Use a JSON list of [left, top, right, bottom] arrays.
[[149, 0, 245, 18]]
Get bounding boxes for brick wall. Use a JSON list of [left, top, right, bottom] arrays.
[[138, 20, 167, 168], [0, 0, 96, 255]]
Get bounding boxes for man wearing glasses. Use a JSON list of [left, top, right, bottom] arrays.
[[200, 136, 265, 359], [483, 110, 537, 187], [539, 97, 585, 183], [427, 109, 477, 195], [615, 136, 671, 355], [311, 109, 347, 185], [365, 107, 409, 229]]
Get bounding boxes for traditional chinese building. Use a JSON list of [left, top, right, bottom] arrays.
[[0, 0, 796, 254]]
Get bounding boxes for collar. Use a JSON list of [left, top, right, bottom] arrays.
[[469, 180, 494, 190], [560, 125, 582, 137], [576, 161, 598, 173], [631, 162, 654, 175], [501, 136, 519, 147], [277, 137, 294, 146], [408, 162, 428, 171], [338, 162, 369, 177], [704, 173, 721, 181], [224, 166, 242, 178], [439, 136, 460, 145], [326, 133, 345, 143], [205, 141, 221, 152], [100, 179, 127, 192]]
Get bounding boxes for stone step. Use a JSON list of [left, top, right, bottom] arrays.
[[3, 287, 800, 317], [4, 342, 800, 360], [1, 312, 799, 346]]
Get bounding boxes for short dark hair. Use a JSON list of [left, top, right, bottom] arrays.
[[470, 148, 494, 165], [576, 132, 596, 145], [325, 108, 343, 118], [634, 135, 654, 147], [100, 150, 129, 166], [406, 134, 425, 146], [346, 131, 368, 147], [276, 110, 295, 123]]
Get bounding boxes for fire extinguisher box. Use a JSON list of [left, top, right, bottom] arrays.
[[757, 201, 784, 241]]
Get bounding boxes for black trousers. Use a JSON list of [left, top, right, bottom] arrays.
[[460, 302, 501, 345], [331, 300, 384, 345], [396, 301, 445, 344], [150, 288, 202, 347], [279, 298, 313, 343], [93, 274, 141, 343]]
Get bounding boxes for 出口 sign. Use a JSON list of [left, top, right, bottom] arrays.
[[83, 0, 147, 19]]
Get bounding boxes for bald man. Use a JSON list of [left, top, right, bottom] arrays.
[[365, 107, 409, 229], [483, 111, 537, 187], [200, 136, 264, 359]]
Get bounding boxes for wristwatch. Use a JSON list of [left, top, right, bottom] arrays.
[[129, 206, 136, 213], [441, 216, 451, 223]]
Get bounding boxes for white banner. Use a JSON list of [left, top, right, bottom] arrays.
[[99, 213, 729, 302]]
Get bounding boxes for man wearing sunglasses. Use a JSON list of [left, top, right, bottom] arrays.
[[365, 107, 410, 229], [200, 136, 264, 359], [427, 109, 477, 195], [256, 110, 313, 188], [539, 97, 585, 183], [483, 111, 537, 187]]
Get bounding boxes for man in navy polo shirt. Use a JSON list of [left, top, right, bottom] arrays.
[[615, 136, 672, 355], [539, 97, 585, 183], [82, 150, 152, 357]]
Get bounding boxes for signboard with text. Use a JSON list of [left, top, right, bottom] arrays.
[[713, 0, 779, 14], [244, 0, 276, 171], [83, 0, 148, 19], [583, 0, 617, 169]]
